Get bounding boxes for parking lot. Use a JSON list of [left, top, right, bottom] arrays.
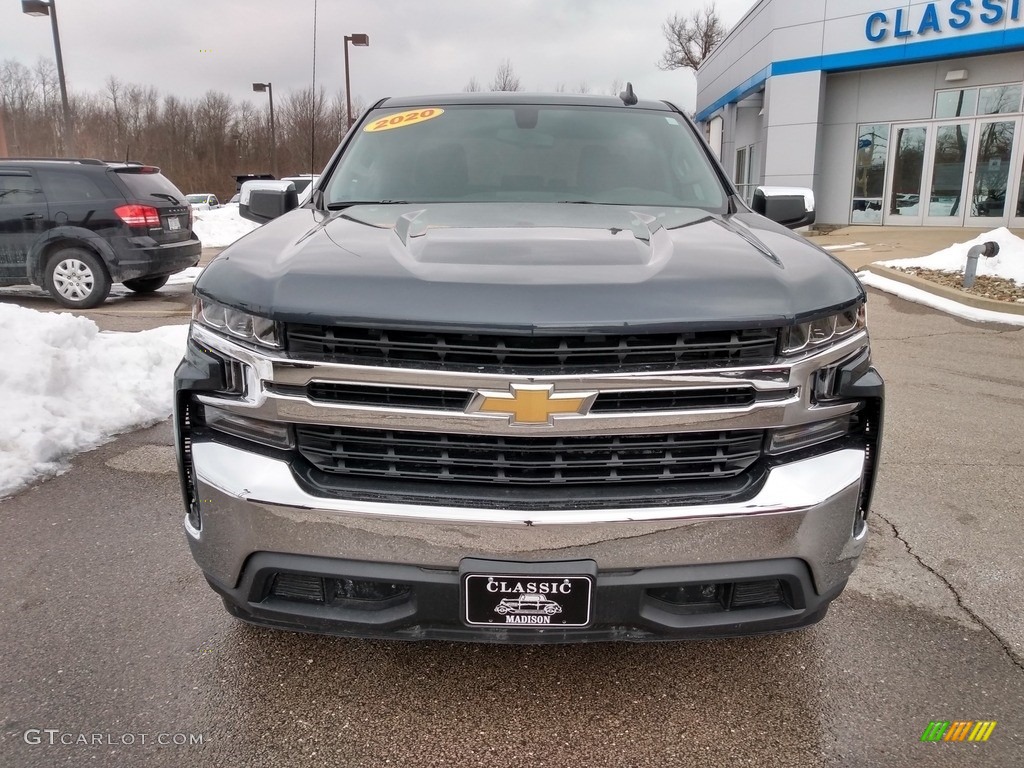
[[1, 265, 1022, 767]]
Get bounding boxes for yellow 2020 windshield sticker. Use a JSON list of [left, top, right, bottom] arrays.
[[364, 108, 444, 133]]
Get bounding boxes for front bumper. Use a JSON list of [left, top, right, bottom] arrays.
[[185, 440, 868, 641]]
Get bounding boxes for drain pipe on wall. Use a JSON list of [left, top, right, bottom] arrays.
[[964, 241, 999, 288]]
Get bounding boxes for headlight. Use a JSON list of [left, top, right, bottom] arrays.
[[192, 297, 281, 348], [781, 304, 866, 355]]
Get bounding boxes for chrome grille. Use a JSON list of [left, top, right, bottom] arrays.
[[270, 382, 758, 413], [295, 426, 765, 486]]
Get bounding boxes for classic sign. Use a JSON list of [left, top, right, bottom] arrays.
[[865, 0, 1024, 43]]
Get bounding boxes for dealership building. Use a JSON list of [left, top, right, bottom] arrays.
[[696, 0, 1024, 227]]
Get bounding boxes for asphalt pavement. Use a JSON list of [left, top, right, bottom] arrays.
[[1, 245, 1023, 767]]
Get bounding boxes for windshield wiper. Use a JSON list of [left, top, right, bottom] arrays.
[[326, 200, 409, 210], [150, 192, 180, 204]]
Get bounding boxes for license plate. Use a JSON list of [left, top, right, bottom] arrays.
[[166, 216, 181, 231], [463, 573, 594, 628]]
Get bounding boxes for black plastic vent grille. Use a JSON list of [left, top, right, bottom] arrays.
[[284, 325, 779, 373], [295, 426, 765, 486]]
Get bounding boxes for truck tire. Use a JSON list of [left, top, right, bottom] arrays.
[[44, 247, 112, 309]]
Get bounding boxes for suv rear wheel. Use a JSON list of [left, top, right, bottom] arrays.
[[123, 275, 169, 293], [45, 247, 112, 309]]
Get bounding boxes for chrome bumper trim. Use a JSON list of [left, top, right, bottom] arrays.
[[189, 441, 865, 526], [186, 443, 867, 593]]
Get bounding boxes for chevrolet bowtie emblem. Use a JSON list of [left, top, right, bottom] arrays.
[[468, 384, 597, 425]]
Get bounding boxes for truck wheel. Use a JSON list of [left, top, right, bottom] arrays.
[[45, 247, 111, 309], [123, 275, 170, 293]]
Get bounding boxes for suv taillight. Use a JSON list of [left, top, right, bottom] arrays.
[[115, 204, 162, 229]]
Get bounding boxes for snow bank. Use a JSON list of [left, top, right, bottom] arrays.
[[0, 304, 188, 497], [857, 270, 1024, 327], [166, 266, 204, 286], [193, 205, 261, 248], [879, 227, 1024, 284]]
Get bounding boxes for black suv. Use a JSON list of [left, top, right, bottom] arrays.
[[0, 158, 202, 308]]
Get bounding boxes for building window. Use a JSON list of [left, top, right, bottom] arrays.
[[935, 88, 979, 118], [936, 83, 1024, 118], [734, 144, 755, 203], [851, 124, 889, 224], [978, 84, 1023, 115]]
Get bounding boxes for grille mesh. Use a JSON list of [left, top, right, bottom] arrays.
[[284, 325, 779, 373], [295, 426, 765, 486]]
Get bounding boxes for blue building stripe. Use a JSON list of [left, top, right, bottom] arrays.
[[696, 25, 1024, 122], [695, 65, 771, 123]]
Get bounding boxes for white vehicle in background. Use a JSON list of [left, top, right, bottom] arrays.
[[280, 174, 319, 198], [187, 193, 221, 211]]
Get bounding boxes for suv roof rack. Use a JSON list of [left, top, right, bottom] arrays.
[[1, 157, 107, 165]]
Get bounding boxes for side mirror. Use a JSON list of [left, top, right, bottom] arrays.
[[239, 180, 299, 223], [752, 187, 816, 230]]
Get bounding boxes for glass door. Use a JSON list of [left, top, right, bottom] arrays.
[[923, 122, 971, 225], [965, 117, 1019, 227], [1009, 138, 1024, 227], [884, 125, 929, 225]]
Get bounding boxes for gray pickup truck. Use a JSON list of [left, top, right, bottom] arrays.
[[174, 91, 883, 643]]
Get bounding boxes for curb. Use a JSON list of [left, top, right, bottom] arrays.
[[860, 264, 1024, 317]]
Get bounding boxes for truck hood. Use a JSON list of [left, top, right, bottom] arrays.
[[197, 203, 865, 330]]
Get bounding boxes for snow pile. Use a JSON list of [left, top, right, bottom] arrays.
[[193, 205, 261, 248], [857, 271, 1024, 327], [879, 227, 1024, 284], [166, 266, 204, 286], [0, 304, 188, 497]]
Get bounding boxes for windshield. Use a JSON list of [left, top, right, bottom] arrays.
[[186, 194, 208, 203], [325, 104, 726, 210]]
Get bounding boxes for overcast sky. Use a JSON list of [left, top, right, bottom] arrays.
[[0, 0, 754, 111]]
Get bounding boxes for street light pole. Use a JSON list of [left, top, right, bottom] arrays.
[[22, 0, 75, 155], [252, 82, 277, 178], [343, 34, 370, 128]]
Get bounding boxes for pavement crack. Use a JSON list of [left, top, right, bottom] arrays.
[[874, 510, 1024, 673], [884, 461, 1024, 468], [878, 326, 1023, 342]]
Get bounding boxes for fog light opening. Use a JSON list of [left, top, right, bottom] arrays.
[[647, 579, 790, 612], [329, 578, 410, 603], [266, 572, 411, 609], [270, 573, 326, 603]]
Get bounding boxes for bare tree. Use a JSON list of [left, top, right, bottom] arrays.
[[463, 77, 482, 93], [0, 55, 371, 197], [658, 4, 726, 72], [490, 59, 522, 92]]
